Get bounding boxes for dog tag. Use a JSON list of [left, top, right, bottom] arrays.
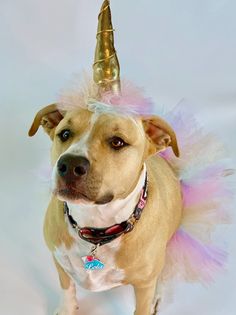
[[82, 255, 105, 270]]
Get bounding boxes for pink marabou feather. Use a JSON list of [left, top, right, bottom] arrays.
[[100, 80, 154, 115], [58, 78, 153, 115]]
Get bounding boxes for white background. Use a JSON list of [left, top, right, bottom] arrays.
[[0, 0, 235, 314]]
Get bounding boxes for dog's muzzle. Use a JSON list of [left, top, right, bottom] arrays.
[[57, 154, 90, 180]]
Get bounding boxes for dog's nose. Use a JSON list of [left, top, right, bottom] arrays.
[[57, 154, 90, 178]]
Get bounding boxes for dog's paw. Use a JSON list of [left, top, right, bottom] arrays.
[[54, 305, 79, 315], [151, 297, 161, 315]]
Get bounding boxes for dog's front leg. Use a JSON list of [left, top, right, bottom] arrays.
[[133, 279, 158, 315], [53, 257, 79, 315]]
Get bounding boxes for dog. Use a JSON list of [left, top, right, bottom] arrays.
[[29, 100, 182, 315]]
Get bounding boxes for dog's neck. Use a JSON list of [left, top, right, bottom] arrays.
[[67, 164, 146, 228]]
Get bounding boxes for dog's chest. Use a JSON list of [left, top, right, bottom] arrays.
[[53, 168, 146, 291], [54, 237, 125, 292]]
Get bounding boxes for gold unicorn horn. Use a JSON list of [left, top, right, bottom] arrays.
[[93, 0, 121, 94]]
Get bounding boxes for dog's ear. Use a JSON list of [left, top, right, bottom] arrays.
[[28, 104, 65, 139], [142, 115, 180, 157]]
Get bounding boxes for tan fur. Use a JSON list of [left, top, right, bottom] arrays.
[[29, 105, 182, 315], [43, 198, 74, 251], [117, 156, 182, 285]]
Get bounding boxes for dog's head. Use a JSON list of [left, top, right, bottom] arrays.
[[29, 103, 179, 205]]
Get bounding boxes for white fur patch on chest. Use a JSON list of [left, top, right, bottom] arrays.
[[54, 237, 124, 292], [53, 165, 146, 292]]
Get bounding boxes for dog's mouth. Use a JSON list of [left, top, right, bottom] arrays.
[[54, 184, 114, 205], [54, 184, 92, 202]]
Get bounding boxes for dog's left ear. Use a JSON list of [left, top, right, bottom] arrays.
[[28, 104, 65, 139], [142, 116, 180, 157]]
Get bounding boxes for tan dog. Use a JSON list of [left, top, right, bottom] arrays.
[[29, 101, 182, 315]]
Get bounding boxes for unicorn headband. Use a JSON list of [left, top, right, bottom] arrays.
[[93, 0, 121, 95]]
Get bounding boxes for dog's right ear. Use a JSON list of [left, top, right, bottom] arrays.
[[28, 104, 64, 139]]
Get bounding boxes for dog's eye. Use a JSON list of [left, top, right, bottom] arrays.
[[58, 129, 71, 142], [109, 137, 128, 150]]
